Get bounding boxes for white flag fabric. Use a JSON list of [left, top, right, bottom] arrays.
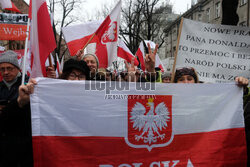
[[118, 39, 139, 65], [31, 78, 247, 167]]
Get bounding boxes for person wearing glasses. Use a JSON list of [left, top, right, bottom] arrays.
[[0, 50, 31, 167], [0, 50, 28, 111], [59, 59, 90, 80]]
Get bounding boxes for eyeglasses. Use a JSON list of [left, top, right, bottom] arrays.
[[68, 72, 86, 80], [0, 67, 15, 72]]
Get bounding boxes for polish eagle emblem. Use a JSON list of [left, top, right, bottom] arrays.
[[101, 22, 117, 44], [130, 98, 170, 145]]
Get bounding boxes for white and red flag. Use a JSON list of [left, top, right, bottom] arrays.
[[62, 0, 121, 68], [94, 0, 121, 68], [31, 78, 247, 167], [62, 21, 110, 68], [135, 41, 145, 70], [62, 20, 102, 56], [136, 40, 165, 71], [0, 0, 21, 13], [55, 54, 62, 74], [118, 39, 139, 66], [29, 0, 56, 78]]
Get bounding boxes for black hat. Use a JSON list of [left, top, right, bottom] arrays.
[[63, 59, 90, 79]]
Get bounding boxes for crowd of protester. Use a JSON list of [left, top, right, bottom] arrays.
[[0, 44, 249, 166]]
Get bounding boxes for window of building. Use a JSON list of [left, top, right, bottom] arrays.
[[206, 8, 211, 22], [215, 2, 221, 18], [240, 0, 247, 6], [198, 14, 202, 21]]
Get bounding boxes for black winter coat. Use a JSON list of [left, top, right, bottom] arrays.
[[0, 100, 33, 167]]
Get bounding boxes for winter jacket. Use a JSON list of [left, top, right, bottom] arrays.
[[0, 100, 33, 167], [0, 74, 28, 103]]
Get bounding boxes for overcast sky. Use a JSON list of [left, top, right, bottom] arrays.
[[82, 0, 191, 19], [25, 0, 191, 20], [170, 0, 191, 14]]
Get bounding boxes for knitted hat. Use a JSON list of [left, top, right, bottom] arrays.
[[82, 53, 99, 68], [63, 59, 90, 79], [161, 72, 171, 79], [0, 50, 20, 69]]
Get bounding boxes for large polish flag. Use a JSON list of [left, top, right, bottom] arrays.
[[31, 78, 247, 167], [62, 20, 102, 56], [62, 21, 109, 68], [62, 1, 121, 68], [136, 40, 165, 71], [94, 0, 121, 67], [29, 0, 56, 77], [0, 0, 21, 13], [118, 39, 139, 66]]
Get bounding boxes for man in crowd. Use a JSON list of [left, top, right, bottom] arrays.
[[0, 50, 32, 167], [0, 50, 27, 112]]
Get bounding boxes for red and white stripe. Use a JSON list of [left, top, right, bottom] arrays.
[[62, 21, 110, 68], [62, 20, 102, 56], [135, 42, 145, 70], [29, 0, 56, 78], [31, 79, 247, 167], [0, 0, 21, 13], [56, 54, 62, 74], [62, 1, 121, 68], [95, 1, 121, 67], [118, 39, 139, 66]]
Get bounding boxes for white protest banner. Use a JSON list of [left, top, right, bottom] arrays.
[[31, 78, 246, 167], [175, 18, 250, 83]]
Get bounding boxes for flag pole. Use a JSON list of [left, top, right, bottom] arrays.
[[171, 17, 184, 83], [49, 53, 53, 67], [81, 33, 96, 52], [21, 18, 30, 85]]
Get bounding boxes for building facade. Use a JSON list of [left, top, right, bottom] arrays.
[[164, 0, 250, 59]]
